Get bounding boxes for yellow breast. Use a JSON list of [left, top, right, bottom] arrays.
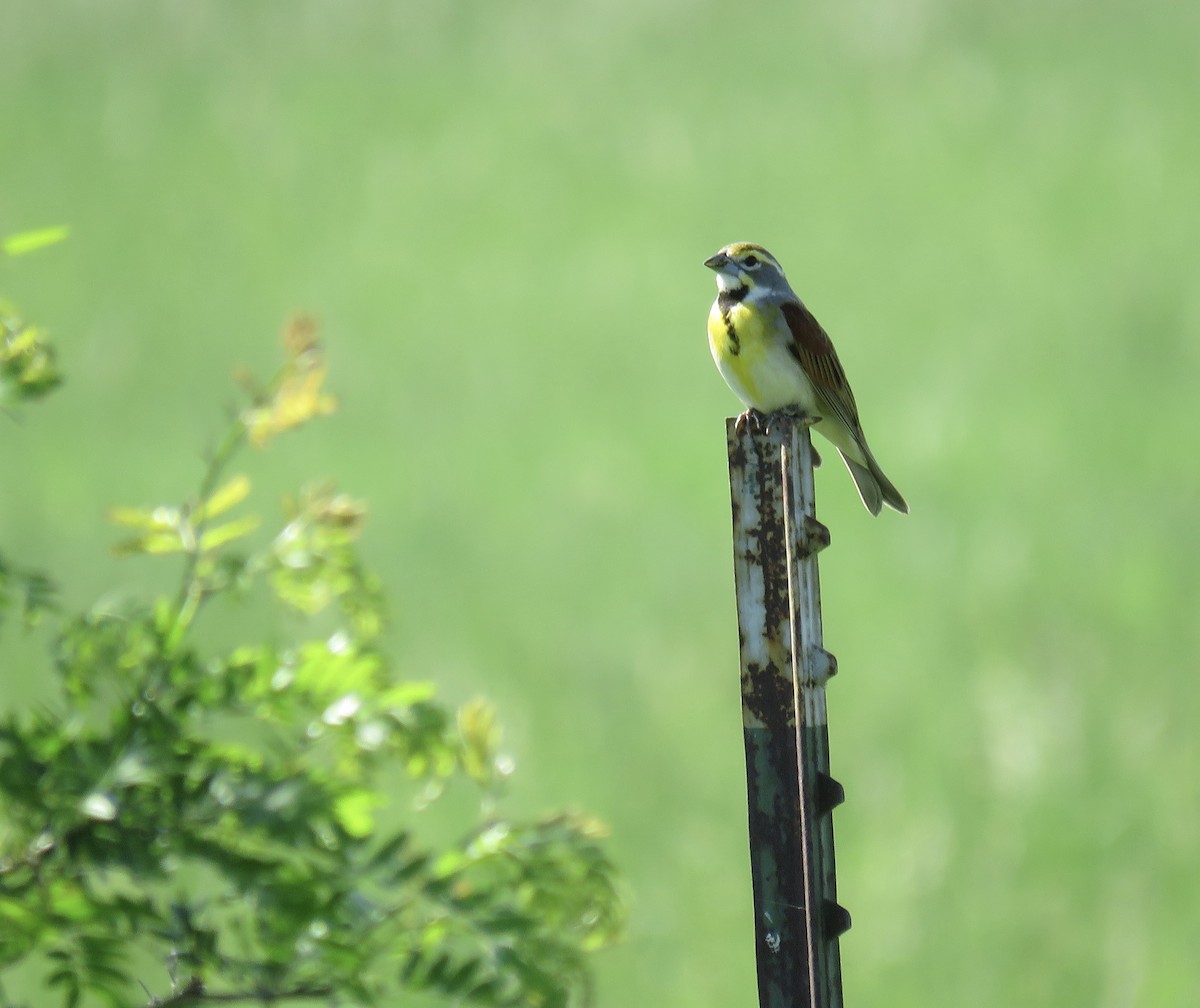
[[707, 300, 817, 414]]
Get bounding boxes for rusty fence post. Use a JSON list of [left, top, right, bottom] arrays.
[[726, 415, 850, 1008]]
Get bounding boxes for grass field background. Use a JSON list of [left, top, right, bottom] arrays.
[[3, 1, 1198, 1005]]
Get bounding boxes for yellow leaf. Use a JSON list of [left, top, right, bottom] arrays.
[[242, 319, 337, 447], [198, 515, 261, 552], [193, 474, 251, 523], [282, 313, 320, 358], [112, 530, 186, 556], [2, 225, 70, 256], [107, 505, 180, 531], [458, 698, 501, 784]]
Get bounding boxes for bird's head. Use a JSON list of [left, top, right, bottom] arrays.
[[703, 242, 788, 296]]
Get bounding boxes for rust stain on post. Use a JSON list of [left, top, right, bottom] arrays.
[[728, 419, 795, 732]]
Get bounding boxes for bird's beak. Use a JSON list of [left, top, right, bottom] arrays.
[[703, 251, 730, 271]]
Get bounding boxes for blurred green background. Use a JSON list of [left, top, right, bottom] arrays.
[[3, 0, 1198, 1005]]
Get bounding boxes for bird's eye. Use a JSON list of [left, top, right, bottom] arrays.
[[744, 255, 760, 268]]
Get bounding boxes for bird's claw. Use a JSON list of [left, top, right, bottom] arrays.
[[733, 408, 823, 466], [734, 406, 820, 437], [734, 408, 769, 435]]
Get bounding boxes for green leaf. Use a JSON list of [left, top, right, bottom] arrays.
[[81, 791, 118, 820], [382, 682, 437, 706], [112, 751, 156, 787], [365, 830, 411, 870], [2, 225, 69, 255], [0, 554, 58, 630], [333, 788, 377, 838], [0, 312, 62, 404]]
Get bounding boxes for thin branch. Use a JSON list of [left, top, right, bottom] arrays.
[[166, 411, 248, 645], [147, 976, 335, 1008]]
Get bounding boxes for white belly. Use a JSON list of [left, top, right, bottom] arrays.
[[714, 333, 821, 416]]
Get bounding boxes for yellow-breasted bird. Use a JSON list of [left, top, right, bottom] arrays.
[[705, 242, 908, 515]]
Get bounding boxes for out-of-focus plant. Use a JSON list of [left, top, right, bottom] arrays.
[[0, 300, 623, 1007], [1, 225, 68, 630], [1, 226, 68, 410]]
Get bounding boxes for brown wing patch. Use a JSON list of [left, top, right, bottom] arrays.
[[779, 300, 863, 434]]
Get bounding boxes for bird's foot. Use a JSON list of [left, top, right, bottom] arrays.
[[734, 408, 769, 435], [733, 407, 823, 465], [736, 406, 820, 435]]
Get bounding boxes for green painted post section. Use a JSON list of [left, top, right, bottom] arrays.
[[726, 415, 849, 1008]]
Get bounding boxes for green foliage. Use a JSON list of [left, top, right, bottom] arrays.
[[0, 325, 622, 1007], [0, 227, 66, 408], [0, 301, 62, 408], [0, 555, 57, 634]]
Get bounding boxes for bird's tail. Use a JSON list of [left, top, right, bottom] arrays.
[[872, 460, 909, 514], [840, 450, 908, 516]]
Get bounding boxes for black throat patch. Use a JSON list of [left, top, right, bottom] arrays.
[[717, 286, 749, 311]]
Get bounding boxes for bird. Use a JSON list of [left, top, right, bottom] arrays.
[[704, 242, 908, 515]]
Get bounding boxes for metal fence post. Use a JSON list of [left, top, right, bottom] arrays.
[[726, 415, 849, 1008]]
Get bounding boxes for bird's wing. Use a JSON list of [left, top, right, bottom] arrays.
[[779, 300, 864, 437]]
